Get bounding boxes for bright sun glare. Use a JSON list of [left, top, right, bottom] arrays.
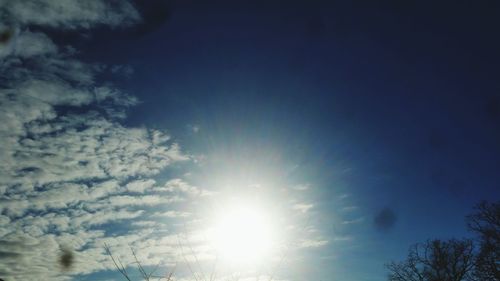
[[210, 202, 277, 266]]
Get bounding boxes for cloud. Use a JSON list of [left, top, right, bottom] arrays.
[[341, 206, 359, 212], [1, 0, 140, 29], [0, 2, 329, 280], [153, 211, 191, 218], [291, 183, 310, 191], [292, 203, 314, 213], [157, 178, 202, 195], [0, 1, 198, 280], [297, 238, 329, 248], [125, 179, 156, 193], [9, 30, 58, 58], [110, 64, 134, 77], [342, 217, 365, 225], [187, 124, 201, 133]]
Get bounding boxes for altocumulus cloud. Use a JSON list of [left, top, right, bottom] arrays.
[[0, 1, 201, 280], [0, 1, 339, 280]]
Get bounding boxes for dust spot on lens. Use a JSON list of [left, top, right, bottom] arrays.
[[0, 28, 13, 45], [374, 207, 397, 231], [59, 247, 74, 270]]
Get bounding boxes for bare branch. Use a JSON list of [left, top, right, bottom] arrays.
[[386, 239, 475, 281], [104, 243, 133, 281]]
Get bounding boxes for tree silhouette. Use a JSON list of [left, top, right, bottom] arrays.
[[386, 239, 475, 281], [387, 201, 500, 281], [104, 243, 174, 281], [467, 201, 500, 281]]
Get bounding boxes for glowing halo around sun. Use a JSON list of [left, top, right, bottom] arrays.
[[208, 201, 279, 267]]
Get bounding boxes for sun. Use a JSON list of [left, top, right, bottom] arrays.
[[209, 201, 277, 266]]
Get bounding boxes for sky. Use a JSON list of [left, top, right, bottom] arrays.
[[0, 1, 500, 281]]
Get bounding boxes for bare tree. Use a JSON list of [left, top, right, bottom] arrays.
[[387, 239, 475, 281], [467, 201, 500, 281], [104, 243, 175, 281]]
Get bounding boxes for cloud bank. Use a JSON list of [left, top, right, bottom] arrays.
[[0, 1, 333, 280], [0, 1, 196, 280]]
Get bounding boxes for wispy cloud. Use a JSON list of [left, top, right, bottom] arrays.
[[297, 238, 329, 248], [341, 206, 359, 212], [342, 217, 365, 225], [292, 203, 314, 214], [2, 0, 140, 29]]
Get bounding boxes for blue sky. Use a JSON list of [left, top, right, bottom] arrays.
[[1, 1, 499, 281]]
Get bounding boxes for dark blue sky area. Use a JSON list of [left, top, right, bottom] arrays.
[[49, 1, 500, 279]]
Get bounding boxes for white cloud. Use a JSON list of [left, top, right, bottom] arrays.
[[341, 206, 359, 212], [125, 179, 156, 193], [338, 193, 350, 200], [110, 64, 134, 77], [291, 183, 310, 191], [292, 203, 314, 213], [1, 0, 140, 29], [0, 1, 198, 280], [341, 217, 365, 225], [11, 30, 58, 58], [0, 2, 328, 280], [153, 210, 191, 218], [187, 124, 200, 133], [157, 178, 202, 196], [297, 238, 329, 248]]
